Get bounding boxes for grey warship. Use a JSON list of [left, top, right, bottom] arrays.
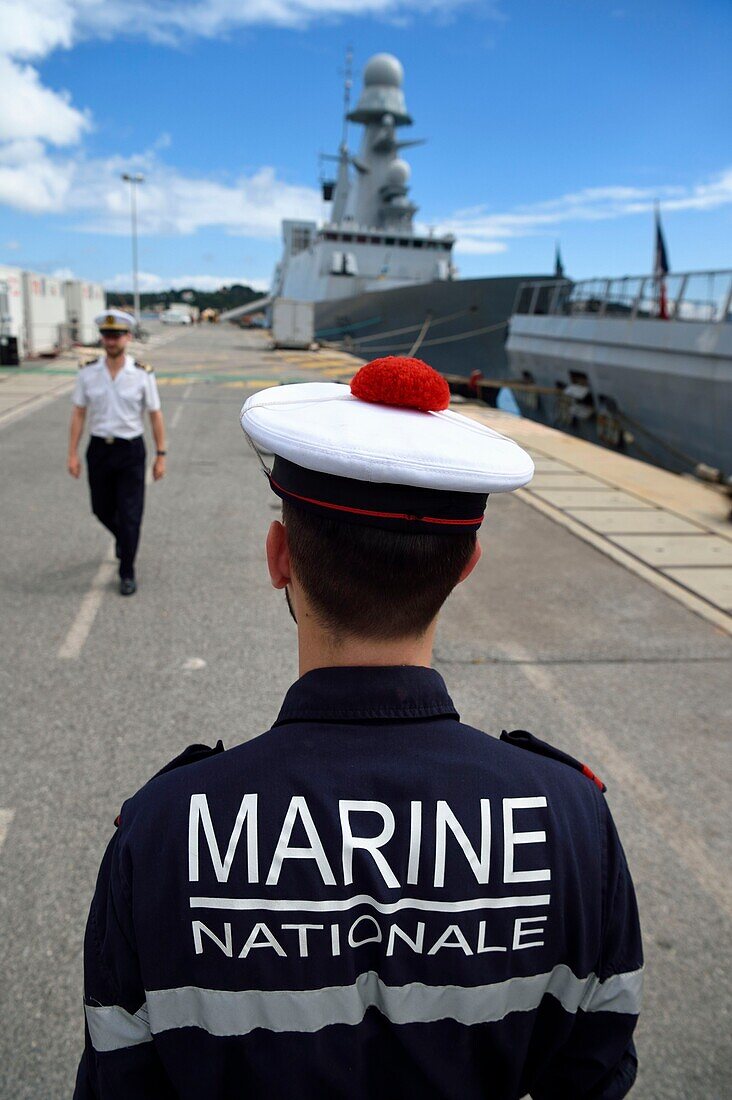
[[271, 53, 552, 386], [506, 272, 732, 484]]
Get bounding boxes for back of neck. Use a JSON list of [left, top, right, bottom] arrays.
[[298, 621, 436, 676]]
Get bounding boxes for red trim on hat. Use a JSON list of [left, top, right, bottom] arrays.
[[270, 476, 484, 526]]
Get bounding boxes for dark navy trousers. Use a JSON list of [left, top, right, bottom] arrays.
[[86, 436, 145, 579]]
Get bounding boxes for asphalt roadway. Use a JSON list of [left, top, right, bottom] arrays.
[[0, 323, 730, 1098]]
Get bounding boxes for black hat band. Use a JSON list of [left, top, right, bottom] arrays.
[[270, 456, 487, 534]]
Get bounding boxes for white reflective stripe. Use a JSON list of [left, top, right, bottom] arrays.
[[85, 1001, 152, 1052], [585, 966, 644, 1014], [189, 893, 551, 914], [141, 965, 642, 1040], [85, 966, 643, 1052]]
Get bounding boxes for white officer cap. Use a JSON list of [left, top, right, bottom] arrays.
[[240, 356, 533, 534], [95, 308, 136, 333]]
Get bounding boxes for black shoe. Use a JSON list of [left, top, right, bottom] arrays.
[[119, 578, 137, 596]]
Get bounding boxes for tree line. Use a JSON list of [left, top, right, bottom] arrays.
[[106, 284, 266, 313]]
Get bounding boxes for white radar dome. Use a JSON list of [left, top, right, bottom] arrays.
[[348, 53, 412, 126], [386, 159, 411, 188], [364, 54, 404, 88]]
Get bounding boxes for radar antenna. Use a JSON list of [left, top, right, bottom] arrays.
[[340, 45, 354, 150]]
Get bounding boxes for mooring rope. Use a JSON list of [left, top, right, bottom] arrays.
[[347, 307, 475, 344], [352, 319, 510, 355], [408, 314, 432, 356]]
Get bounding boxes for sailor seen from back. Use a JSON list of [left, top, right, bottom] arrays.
[[74, 356, 642, 1098]]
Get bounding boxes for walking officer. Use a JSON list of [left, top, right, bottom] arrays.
[[75, 357, 642, 1098], [67, 309, 166, 595]]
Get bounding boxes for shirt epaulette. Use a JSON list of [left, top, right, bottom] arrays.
[[113, 741, 225, 828], [78, 359, 93, 369], [134, 359, 153, 374], [500, 728, 607, 792], [151, 739, 226, 780]]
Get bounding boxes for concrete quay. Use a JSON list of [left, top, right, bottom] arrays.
[[0, 322, 730, 1098]]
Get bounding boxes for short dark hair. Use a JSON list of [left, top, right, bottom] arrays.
[[282, 500, 476, 641]]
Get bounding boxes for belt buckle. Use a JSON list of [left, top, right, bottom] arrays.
[[104, 435, 114, 444]]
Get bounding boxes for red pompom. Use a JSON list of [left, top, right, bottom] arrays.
[[350, 356, 450, 412]]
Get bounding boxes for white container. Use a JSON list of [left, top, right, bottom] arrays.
[[171, 302, 200, 321], [160, 308, 192, 325], [272, 298, 314, 349], [22, 272, 68, 356], [65, 280, 106, 345], [0, 265, 26, 359]]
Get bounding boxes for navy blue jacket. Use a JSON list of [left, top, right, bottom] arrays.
[[75, 666, 642, 1099]]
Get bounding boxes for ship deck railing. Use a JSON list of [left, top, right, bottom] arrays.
[[513, 269, 732, 325]]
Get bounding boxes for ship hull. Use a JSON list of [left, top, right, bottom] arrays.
[[314, 275, 552, 386], [506, 314, 732, 480]]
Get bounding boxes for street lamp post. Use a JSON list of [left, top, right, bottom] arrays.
[[121, 173, 145, 329]]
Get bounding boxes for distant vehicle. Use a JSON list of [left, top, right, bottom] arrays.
[[160, 309, 193, 325]]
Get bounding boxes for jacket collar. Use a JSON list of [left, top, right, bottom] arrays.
[[274, 665, 458, 726], [99, 354, 133, 373]]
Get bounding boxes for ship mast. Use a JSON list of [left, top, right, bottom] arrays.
[[340, 45, 353, 149], [330, 46, 353, 225], [275, 50, 456, 302], [344, 53, 419, 230]]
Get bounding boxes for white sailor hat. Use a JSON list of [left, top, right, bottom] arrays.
[[240, 356, 534, 533], [95, 308, 135, 333]]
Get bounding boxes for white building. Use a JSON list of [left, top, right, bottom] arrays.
[[0, 265, 26, 359], [1, 268, 110, 362], [22, 272, 68, 357], [64, 280, 106, 345]]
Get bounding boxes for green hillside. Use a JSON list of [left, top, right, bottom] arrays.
[[106, 284, 266, 313]]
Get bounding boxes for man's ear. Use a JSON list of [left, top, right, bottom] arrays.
[[266, 520, 291, 589], [458, 539, 482, 583]]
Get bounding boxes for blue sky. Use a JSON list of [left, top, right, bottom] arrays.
[[0, 0, 729, 292]]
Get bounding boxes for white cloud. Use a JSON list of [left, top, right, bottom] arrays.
[[75, 155, 321, 237], [0, 138, 75, 212], [450, 238, 508, 256], [0, 1, 90, 150], [0, 0, 77, 60], [0, 132, 321, 227], [1, 0, 486, 61], [3, 132, 731, 261], [1, 0, 728, 270], [87, 164, 320, 238], [0, 0, 485, 225], [436, 169, 732, 255], [663, 167, 732, 213], [0, 56, 90, 146], [99, 0, 490, 42], [105, 271, 269, 292]]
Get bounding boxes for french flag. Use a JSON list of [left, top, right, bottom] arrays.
[[654, 206, 670, 319]]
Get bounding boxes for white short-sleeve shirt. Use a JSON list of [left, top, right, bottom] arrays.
[[72, 355, 161, 439]]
